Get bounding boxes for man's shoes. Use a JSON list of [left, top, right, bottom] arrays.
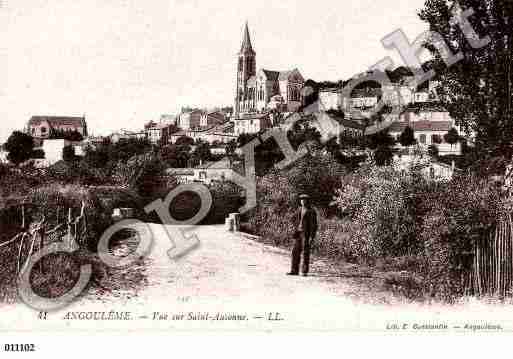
[[287, 272, 299, 276], [301, 273, 308, 277]]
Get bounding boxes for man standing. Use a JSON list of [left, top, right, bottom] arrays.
[[287, 194, 318, 277]]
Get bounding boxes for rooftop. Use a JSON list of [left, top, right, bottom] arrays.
[[28, 116, 86, 127], [389, 120, 453, 133]]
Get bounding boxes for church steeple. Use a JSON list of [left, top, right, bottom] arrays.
[[240, 22, 255, 54], [235, 22, 257, 116]]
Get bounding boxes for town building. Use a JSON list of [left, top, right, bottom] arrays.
[[0, 149, 8, 164], [170, 122, 237, 144], [167, 158, 243, 186], [312, 112, 366, 143], [110, 130, 146, 143], [393, 154, 459, 182], [200, 111, 227, 128], [387, 103, 462, 155], [233, 112, 273, 136], [26, 116, 88, 145], [350, 88, 381, 109], [145, 120, 172, 145], [40, 139, 84, 166], [177, 109, 203, 130], [234, 23, 305, 116], [319, 88, 344, 111], [160, 114, 177, 126], [319, 78, 440, 113]]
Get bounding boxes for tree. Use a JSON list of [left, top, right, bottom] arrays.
[[31, 149, 45, 159], [237, 133, 258, 147], [444, 127, 460, 148], [366, 130, 395, 150], [418, 0, 513, 152], [160, 144, 192, 168], [175, 136, 194, 146], [50, 129, 84, 141], [428, 144, 440, 158], [374, 144, 394, 166], [108, 138, 152, 163], [287, 117, 322, 150], [193, 141, 212, 163], [5, 131, 34, 165], [84, 145, 110, 169], [365, 130, 395, 166], [399, 126, 416, 147], [63, 145, 76, 162], [226, 140, 237, 156]]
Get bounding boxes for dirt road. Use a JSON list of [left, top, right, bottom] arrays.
[[3, 224, 512, 331]]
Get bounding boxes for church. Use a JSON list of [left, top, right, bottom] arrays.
[[234, 23, 305, 117]]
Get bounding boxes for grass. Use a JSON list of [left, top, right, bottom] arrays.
[[0, 179, 147, 305], [242, 215, 433, 302]]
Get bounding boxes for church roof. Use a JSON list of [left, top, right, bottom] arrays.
[[240, 22, 255, 54], [261, 70, 280, 81], [259, 69, 302, 82], [279, 70, 295, 80]]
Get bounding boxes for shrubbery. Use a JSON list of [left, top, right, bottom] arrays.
[[332, 165, 428, 259], [245, 152, 346, 247], [245, 151, 504, 301], [332, 164, 503, 301]]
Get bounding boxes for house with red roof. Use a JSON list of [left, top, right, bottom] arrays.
[[388, 103, 462, 155], [26, 116, 87, 145]]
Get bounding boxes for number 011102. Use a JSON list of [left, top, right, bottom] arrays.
[[4, 344, 36, 352]]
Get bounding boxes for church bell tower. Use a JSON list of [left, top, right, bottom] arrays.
[[235, 22, 256, 117]]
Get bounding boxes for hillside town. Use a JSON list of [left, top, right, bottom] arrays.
[[2, 0, 513, 316], [1, 23, 467, 182]]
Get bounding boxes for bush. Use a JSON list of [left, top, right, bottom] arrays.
[[418, 175, 502, 300], [428, 144, 439, 158], [5, 131, 35, 165], [245, 152, 347, 249], [62, 145, 76, 162], [31, 149, 45, 159], [332, 164, 505, 300], [47, 160, 109, 186], [332, 165, 429, 259], [284, 152, 346, 209], [27, 184, 112, 250], [112, 153, 167, 201]]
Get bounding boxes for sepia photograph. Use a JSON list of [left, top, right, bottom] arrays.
[[1, 0, 513, 353]]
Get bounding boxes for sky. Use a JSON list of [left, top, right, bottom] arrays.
[[0, 0, 429, 143]]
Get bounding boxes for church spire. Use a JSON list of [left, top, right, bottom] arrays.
[[240, 21, 255, 54]]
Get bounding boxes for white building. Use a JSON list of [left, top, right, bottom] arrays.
[[167, 158, 238, 186], [387, 103, 462, 156], [393, 154, 458, 182], [0, 150, 8, 164], [319, 88, 343, 111], [41, 139, 83, 165], [233, 112, 274, 136]]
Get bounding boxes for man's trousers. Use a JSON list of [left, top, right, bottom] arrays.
[[290, 232, 312, 275]]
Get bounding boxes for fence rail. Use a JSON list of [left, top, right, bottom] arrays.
[[467, 213, 513, 297], [0, 202, 87, 277]]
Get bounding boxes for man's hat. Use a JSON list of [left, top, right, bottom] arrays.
[[299, 194, 310, 200]]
